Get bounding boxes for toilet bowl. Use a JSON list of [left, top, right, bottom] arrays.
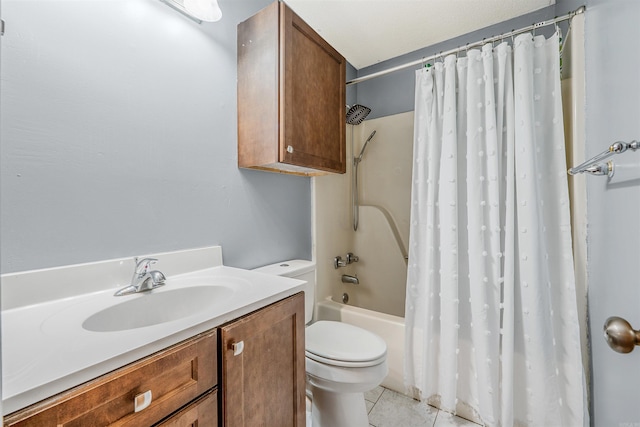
[[253, 260, 388, 427], [306, 320, 387, 427]]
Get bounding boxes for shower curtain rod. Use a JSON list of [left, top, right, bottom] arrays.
[[346, 5, 585, 86]]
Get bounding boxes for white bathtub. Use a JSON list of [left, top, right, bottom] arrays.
[[315, 297, 410, 397]]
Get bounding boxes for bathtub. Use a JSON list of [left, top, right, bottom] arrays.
[[315, 297, 411, 397]]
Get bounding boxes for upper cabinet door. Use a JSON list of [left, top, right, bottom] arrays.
[[238, 1, 346, 176]]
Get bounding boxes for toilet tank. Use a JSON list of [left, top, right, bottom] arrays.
[[252, 260, 315, 324]]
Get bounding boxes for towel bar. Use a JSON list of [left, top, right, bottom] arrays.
[[568, 140, 639, 178]]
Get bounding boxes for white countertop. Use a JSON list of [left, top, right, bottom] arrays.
[[1, 248, 305, 415]]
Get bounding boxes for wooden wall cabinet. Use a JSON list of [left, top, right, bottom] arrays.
[[220, 292, 305, 427], [237, 1, 346, 176]]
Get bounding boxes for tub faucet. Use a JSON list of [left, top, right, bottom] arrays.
[[341, 274, 359, 285], [114, 257, 166, 296]]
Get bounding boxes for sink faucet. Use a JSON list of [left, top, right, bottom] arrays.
[[114, 257, 166, 296]]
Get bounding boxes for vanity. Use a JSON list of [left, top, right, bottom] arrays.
[[1, 247, 306, 426]]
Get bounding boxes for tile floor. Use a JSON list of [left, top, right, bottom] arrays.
[[366, 387, 482, 427]]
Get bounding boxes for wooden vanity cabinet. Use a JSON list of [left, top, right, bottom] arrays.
[[4, 293, 305, 427], [4, 330, 218, 427], [237, 0, 346, 176], [219, 292, 305, 427]]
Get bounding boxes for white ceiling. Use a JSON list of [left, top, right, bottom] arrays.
[[284, 0, 555, 70]]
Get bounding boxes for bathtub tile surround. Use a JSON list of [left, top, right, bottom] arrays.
[[367, 387, 481, 427], [313, 112, 414, 319]]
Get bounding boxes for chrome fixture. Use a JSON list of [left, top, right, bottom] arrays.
[[160, 0, 222, 23], [114, 257, 166, 296], [341, 274, 359, 285], [334, 256, 347, 268], [346, 252, 359, 264], [355, 130, 377, 165], [353, 130, 377, 230], [346, 104, 371, 125], [568, 140, 639, 178], [334, 253, 359, 269], [342, 293, 350, 304], [604, 316, 640, 353]]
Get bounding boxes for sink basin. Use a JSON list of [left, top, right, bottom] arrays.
[[83, 285, 234, 332]]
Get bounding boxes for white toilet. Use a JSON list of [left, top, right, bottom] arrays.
[[253, 260, 388, 427]]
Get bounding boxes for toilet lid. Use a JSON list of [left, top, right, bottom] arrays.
[[305, 321, 387, 366]]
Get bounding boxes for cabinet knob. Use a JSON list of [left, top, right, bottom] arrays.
[[232, 340, 245, 356], [134, 390, 153, 413], [286, 145, 294, 153]]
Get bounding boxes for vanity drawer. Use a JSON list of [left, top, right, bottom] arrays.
[[4, 329, 218, 427], [155, 389, 217, 426]]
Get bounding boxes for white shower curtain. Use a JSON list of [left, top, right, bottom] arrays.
[[405, 32, 587, 427]]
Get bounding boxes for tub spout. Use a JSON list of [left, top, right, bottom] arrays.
[[341, 274, 359, 285]]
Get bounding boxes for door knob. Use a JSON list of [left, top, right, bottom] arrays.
[[603, 316, 640, 353]]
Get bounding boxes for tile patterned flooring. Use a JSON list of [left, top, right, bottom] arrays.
[[366, 387, 481, 427]]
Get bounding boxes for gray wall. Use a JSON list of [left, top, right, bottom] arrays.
[[0, 0, 313, 273]]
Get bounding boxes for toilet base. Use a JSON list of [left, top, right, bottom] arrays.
[[309, 386, 369, 427]]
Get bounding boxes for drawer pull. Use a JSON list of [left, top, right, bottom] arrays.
[[232, 340, 244, 356], [134, 390, 153, 413]]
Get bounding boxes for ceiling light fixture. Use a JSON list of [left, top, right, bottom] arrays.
[[160, 0, 222, 24]]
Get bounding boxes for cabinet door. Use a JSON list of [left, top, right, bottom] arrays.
[[220, 292, 305, 427], [280, 3, 346, 174], [237, 1, 346, 176]]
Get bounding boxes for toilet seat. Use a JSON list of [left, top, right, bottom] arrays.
[[306, 321, 387, 368]]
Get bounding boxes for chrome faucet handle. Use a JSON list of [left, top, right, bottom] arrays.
[[148, 270, 166, 287], [137, 270, 166, 292], [334, 256, 347, 269], [346, 253, 359, 264], [134, 257, 157, 276]]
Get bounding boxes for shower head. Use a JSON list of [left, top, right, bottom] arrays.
[[346, 104, 371, 125], [356, 130, 376, 163]]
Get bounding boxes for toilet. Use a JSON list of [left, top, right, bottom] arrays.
[[253, 260, 388, 427]]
